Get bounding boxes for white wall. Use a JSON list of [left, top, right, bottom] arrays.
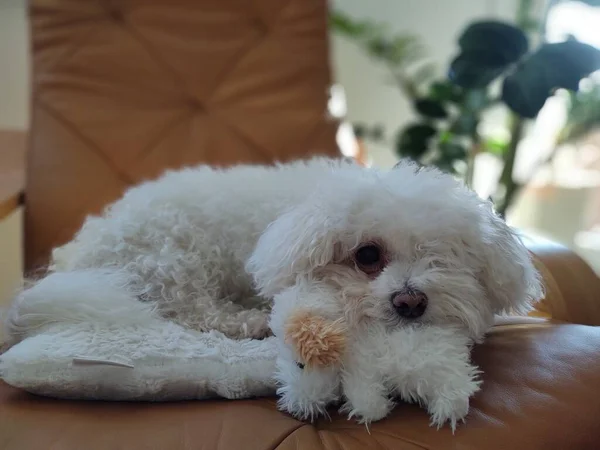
[[0, 0, 29, 130], [0, 0, 28, 306], [329, 0, 536, 167], [0, 210, 22, 306]]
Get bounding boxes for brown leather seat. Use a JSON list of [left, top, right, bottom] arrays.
[[4, 1, 600, 449], [25, 0, 339, 269]]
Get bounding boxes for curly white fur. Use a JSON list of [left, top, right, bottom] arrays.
[[3, 157, 542, 428]]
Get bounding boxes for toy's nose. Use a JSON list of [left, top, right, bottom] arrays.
[[391, 289, 428, 319]]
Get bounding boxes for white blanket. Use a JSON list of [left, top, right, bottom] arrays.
[[0, 319, 278, 401]]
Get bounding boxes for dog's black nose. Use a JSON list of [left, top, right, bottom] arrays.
[[391, 289, 428, 319]]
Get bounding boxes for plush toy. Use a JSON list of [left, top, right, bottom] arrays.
[[284, 309, 347, 368]]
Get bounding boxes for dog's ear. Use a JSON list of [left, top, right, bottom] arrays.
[[474, 206, 544, 315], [246, 202, 339, 298]]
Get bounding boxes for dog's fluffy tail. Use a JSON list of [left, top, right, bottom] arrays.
[[2, 269, 154, 348]]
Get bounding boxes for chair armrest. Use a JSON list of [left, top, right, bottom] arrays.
[[523, 234, 600, 325], [0, 130, 26, 220]]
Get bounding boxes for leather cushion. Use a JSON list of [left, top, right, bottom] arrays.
[[2, 321, 600, 449], [26, 0, 339, 269]]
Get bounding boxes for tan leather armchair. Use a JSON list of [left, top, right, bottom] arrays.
[[2, 1, 600, 449]]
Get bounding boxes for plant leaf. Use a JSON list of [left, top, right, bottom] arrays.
[[329, 11, 375, 38], [439, 141, 467, 160], [396, 124, 437, 158], [330, 11, 427, 70], [366, 37, 394, 60], [439, 130, 453, 144], [449, 51, 508, 88], [352, 123, 368, 139], [483, 137, 509, 156], [559, 85, 600, 143], [429, 80, 463, 103], [414, 98, 448, 119], [449, 21, 528, 88], [449, 114, 478, 135], [370, 124, 386, 141], [388, 36, 427, 66], [410, 62, 437, 85], [458, 21, 528, 66], [502, 40, 600, 118], [429, 155, 457, 174], [463, 89, 489, 110]]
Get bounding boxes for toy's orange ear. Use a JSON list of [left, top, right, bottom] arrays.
[[284, 310, 347, 368]]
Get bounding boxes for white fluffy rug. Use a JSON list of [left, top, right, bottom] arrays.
[[0, 318, 278, 401]]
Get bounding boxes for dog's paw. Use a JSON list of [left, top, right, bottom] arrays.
[[252, 314, 273, 339], [284, 310, 346, 368], [236, 310, 272, 339], [426, 381, 480, 433], [419, 360, 482, 432], [274, 360, 340, 422], [276, 385, 331, 422], [339, 396, 394, 424]]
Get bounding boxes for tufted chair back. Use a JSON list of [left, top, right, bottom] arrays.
[[25, 0, 339, 270]]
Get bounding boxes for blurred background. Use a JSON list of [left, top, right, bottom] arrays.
[[329, 0, 600, 274], [2, 0, 600, 305]]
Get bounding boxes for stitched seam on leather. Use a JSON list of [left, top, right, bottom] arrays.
[[271, 423, 323, 450], [323, 430, 373, 450], [325, 427, 430, 450], [35, 100, 132, 185], [254, 0, 292, 35], [203, 0, 293, 106], [133, 109, 196, 164], [120, 18, 193, 96], [210, 111, 275, 160], [33, 4, 109, 78], [202, 33, 270, 106]]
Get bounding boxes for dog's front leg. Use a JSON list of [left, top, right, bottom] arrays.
[[388, 326, 482, 432], [274, 353, 340, 421], [270, 284, 345, 421], [339, 331, 394, 424], [421, 352, 481, 432]]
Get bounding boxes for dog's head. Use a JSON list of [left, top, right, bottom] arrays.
[[247, 160, 543, 341]]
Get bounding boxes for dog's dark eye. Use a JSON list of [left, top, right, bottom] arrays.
[[354, 244, 384, 274]]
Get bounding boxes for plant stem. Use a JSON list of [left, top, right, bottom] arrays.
[[388, 65, 418, 100], [494, 0, 538, 217], [496, 115, 525, 217], [465, 132, 481, 189], [465, 151, 476, 189]]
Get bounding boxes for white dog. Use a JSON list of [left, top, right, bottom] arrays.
[[4, 157, 542, 427]]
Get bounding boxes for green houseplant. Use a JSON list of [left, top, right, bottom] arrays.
[[331, 1, 600, 217]]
